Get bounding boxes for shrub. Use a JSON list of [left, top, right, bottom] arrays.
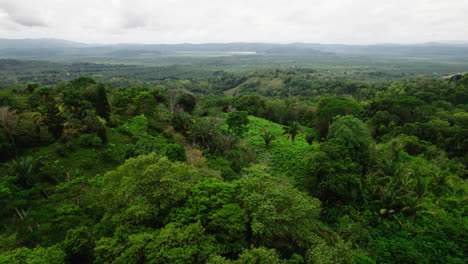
[[77, 134, 102, 148], [100, 146, 125, 164], [207, 157, 238, 181], [164, 144, 187, 162], [56, 142, 76, 157]]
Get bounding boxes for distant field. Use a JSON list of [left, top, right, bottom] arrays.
[[41, 53, 468, 75], [1, 53, 468, 88]]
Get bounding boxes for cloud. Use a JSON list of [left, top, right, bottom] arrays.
[[0, 0, 49, 27], [0, 0, 466, 44], [119, 7, 150, 29], [121, 14, 148, 29], [8, 15, 47, 27]]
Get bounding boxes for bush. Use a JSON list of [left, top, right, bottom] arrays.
[[0, 245, 66, 264], [125, 138, 162, 158], [100, 146, 125, 164], [81, 157, 97, 170], [108, 115, 126, 128], [77, 134, 102, 148], [164, 144, 187, 162], [117, 124, 132, 137], [56, 142, 76, 157], [207, 157, 238, 181]]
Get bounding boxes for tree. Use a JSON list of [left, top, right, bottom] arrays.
[[233, 95, 266, 116], [8, 156, 35, 187], [0, 106, 18, 156], [170, 178, 248, 255], [315, 97, 362, 138], [306, 241, 355, 264], [305, 143, 364, 206], [40, 103, 64, 139], [327, 115, 373, 158], [208, 247, 284, 264], [189, 117, 223, 148], [282, 121, 301, 142], [32, 112, 48, 127], [264, 99, 296, 125], [145, 222, 219, 263], [99, 153, 199, 226], [70, 77, 96, 88], [212, 132, 239, 155], [62, 226, 94, 263], [172, 111, 193, 134], [95, 83, 111, 121], [134, 91, 156, 117], [164, 143, 187, 162], [0, 245, 66, 264], [177, 93, 197, 114], [305, 129, 317, 145], [238, 165, 321, 254], [26, 82, 39, 93], [226, 111, 249, 136]]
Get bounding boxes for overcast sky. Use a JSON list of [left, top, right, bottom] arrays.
[[0, 0, 467, 44]]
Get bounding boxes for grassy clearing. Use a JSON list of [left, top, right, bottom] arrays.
[[244, 116, 317, 185]]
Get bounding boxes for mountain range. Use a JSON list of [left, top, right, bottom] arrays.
[[1, 38, 468, 58]]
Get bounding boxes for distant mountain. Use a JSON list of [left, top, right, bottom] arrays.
[[0, 38, 467, 58], [0, 38, 88, 49], [261, 46, 332, 55], [433, 40, 468, 45], [316, 43, 468, 57]]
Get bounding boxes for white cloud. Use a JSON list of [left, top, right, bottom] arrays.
[[0, 0, 466, 44]]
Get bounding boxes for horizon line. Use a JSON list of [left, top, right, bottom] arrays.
[[1, 37, 468, 46]]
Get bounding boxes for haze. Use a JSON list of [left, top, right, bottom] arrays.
[[0, 0, 467, 44]]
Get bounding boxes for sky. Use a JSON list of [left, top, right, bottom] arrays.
[[0, 0, 467, 44]]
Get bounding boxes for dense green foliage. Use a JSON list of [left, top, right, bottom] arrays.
[[0, 66, 467, 263]]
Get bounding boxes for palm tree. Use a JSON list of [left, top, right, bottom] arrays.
[[261, 131, 276, 148], [413, 176, 427, 199], [62, 115, 81, 137], [32, 112, 49, 126], [32, 112, 50, 141], [8, 156, 35, 187], [399, 195, 426, 223], [282, 121, 301, 142], [305, 130, 317, 145]]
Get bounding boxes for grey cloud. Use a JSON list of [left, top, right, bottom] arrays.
[[0, 2, 48, 27], [8, 15, 47, 27], [120, 10, 150, 29], [122, 15, 148, 29]]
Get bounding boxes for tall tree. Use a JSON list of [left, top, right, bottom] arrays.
[[177, 93, 197, 114], [315, 97, 362, 138], [327, 115, 373, 157], [226, 111, 249, 136], [238, 165, 321, 254], [0, 106, 18, 156], [100, 153, 199, 226], [95, 84, 111, 121]]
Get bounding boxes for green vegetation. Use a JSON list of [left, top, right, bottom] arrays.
[[2, 50, 468, 89], [0, 59, 467, 263]]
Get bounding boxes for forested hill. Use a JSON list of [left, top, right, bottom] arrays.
[[1, 38, 468, 58], [0, 71, 467, 263]]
